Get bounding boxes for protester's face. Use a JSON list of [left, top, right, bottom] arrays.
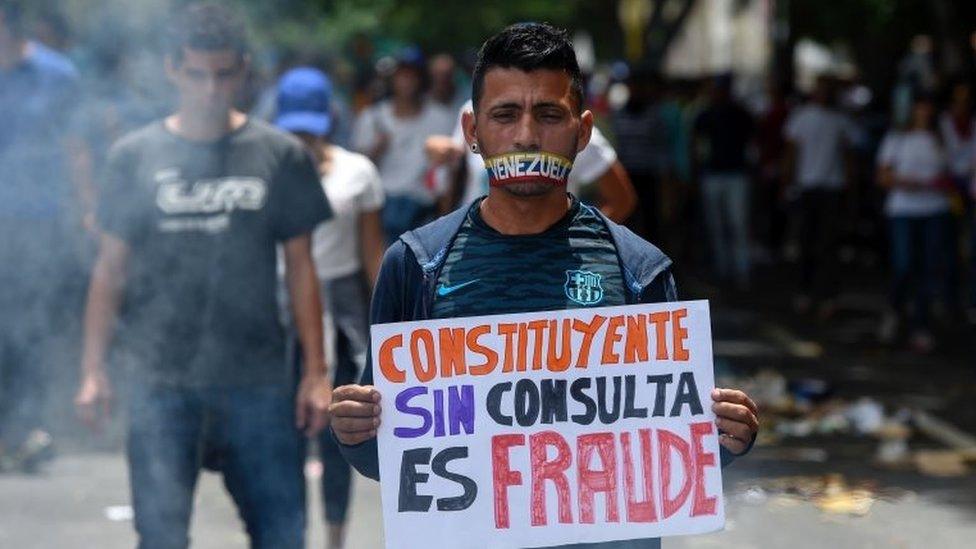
[[429, 56, 455, 94], [464, 67, 592, 197], [166, 47, 247, 118], [391, 66, 422, 100]]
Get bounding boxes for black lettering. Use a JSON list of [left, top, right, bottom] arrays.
[[597, 376, 622, 423], [647, 374, 674, 417], [540, 379, 568, 424], [670, 371, 704, 417], [398, 448, 433, 512], [570, 378, 596, 425], [514, 379, 540, 427], [432, 447, 478, 511], [486, 382, 513, 426], [623, 375, 648, 418]]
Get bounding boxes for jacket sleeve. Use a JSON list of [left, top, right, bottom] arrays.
[[334, 241, 410, 481], [638, 269, 754, 467]]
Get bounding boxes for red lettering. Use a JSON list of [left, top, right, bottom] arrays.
[[529, 431, 573, 526], [577, 432, 619, 524], [621, 429, 657, 523], [657, 429, 693, 519], [690, 421, 718, 516], [491, 434, 525, 529]]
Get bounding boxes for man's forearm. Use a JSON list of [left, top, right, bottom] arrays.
[[286, 253, 328, 378], [81, 256, 124, 376]]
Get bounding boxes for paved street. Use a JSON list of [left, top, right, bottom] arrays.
[[3, 448, 976, 548], [3, 266, 975, 548]]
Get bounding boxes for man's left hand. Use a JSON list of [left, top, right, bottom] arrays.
[[711, 388, 760, 455], [296, 374, 333, 438]]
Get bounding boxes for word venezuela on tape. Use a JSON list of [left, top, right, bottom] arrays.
[[371, 300, 725, 549]]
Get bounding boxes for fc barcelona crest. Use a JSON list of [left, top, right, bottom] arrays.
[[564, 270, 604, 305]]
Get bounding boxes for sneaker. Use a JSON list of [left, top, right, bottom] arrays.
[[8, 430, 54, 473]]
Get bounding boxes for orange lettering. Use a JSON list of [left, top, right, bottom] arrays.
[[438, 327, 467, 378], [572, 315, 606, 368], [378, 334, 405, 383], [410, 329, 437, 382], [624, 314, 648, 364], [672, 309, 689, 361], [467, 325, 498, 375], [649, 312, 670, 360], [601, 315, 625, 365]]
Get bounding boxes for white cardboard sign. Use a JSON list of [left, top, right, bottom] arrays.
[[371, 300, 724, 548]]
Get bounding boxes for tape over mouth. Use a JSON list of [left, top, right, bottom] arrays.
[[483, 151, 573, 186]]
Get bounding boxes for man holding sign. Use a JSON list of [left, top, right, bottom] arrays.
[[332, 23, 759, 548]]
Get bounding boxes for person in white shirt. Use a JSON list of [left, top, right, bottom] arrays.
[[876, 94, 953, 353], [352, 47, 455, 243], [275, 67, 385, 549], [785, 77, 860, 315], [425, 99, 637, 223]]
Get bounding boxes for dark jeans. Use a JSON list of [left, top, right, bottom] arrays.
[[126, 383, 305, 549], [287, 273, 369, 525], [888, 213, 949, 330], [381, 195, 435, 245], [797, 188, 844, 299], [319, 273, 369, 524]]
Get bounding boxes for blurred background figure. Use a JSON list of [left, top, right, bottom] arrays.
[[611, 67, 671, 242], [755, 78, 792, 263], [0, 0, 80, 473], [693, 73, 755, 289], [785, 76, 860, 317], [275, 66, 385, 549], [427, 52, 468, 112], [877, 94, 954, 353], [938, 80, 975, 319], [352, 46, 454, 243]]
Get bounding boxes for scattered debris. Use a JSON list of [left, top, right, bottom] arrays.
[[738, 474, 903, 517], [913, 451, 970, 477]]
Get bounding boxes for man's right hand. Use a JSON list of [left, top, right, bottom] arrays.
[[75, 371, 112, 430], [329, 384, 381, 445]]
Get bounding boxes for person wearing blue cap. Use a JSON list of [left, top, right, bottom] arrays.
[[352, 46, 455, 244], [276, 66, 386, 549]]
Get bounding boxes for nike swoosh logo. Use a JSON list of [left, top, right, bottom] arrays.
[[437, 279, 480, 297]]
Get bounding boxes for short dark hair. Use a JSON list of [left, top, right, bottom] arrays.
[[472, 22, 584, 114], [0, 1, 23, 36], [166, 3, 247, 65]]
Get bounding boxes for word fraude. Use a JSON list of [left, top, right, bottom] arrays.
[[484, 151, 573, 186]]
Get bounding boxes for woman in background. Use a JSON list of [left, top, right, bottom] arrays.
[[276, 67, 385, 549], [877, 94, 953, 353]]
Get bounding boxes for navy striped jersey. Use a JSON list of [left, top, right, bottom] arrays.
[[431, 195, 626, 319]]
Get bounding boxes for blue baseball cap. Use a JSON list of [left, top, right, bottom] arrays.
[[275, 67, 333, 137]]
